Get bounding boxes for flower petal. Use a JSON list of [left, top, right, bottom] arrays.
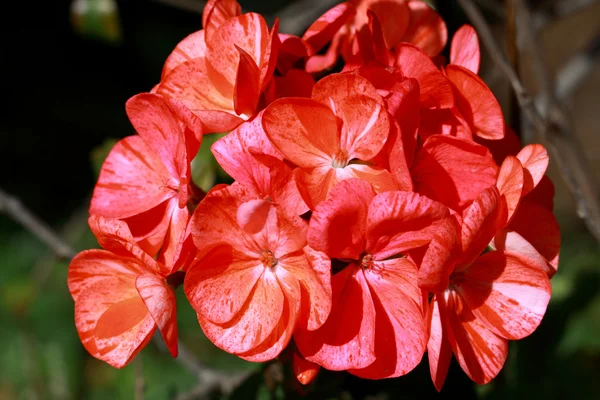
[[403, 0, 447, 56], [450, 24, 480, 74], [293, 350, 320, 385], [312, 72, 383, 109], [516, 144, 549, 196], [294, 265, 377, 370], [446, 65, 504, 140], [350, 258, 426, 378], [162, 30, 207, 79], [202, 0, 242, 42], [68, 250, 155, 368], [419, 215, 461, 293], [274, 69, 315, 99], [302, 3, 355, 53], [366, 191, 449, 260], [395, 43, 454, 109], [307, 178, 375, 259], [411, 135, 498, 212], [458, 251, 551, 340], [262, 98, 339, 168], [90, 136, 176, 218], [444, 291, 508, 385], [233, 46, 260, 118], [496, 155, 524, 225], [427, 296, 453, 392], [136, 273, 178, 357]]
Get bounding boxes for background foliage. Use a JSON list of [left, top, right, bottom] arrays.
[[1, 0, 598, 398]]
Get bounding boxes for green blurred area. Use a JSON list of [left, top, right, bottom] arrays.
[[1, 0, 599, 399]]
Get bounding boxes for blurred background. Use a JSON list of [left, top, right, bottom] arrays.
[[1, 0, 599, 399]]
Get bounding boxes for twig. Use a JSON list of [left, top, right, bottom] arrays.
[[0, 188, 76, 259], [135, 357, 145, 400], [505, 0, 521, 136], [554, 33, 600, 101], [458, 0, 600, 243]]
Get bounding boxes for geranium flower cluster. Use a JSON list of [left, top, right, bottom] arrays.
[[68, 0, 560, 390]]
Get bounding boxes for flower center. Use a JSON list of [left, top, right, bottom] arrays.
[[332, 150, 349, 169], [360, 253, 374, 270], [260, 250, 278, 268]]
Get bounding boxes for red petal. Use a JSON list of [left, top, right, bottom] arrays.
[[507, 201, 560, 273], [277, 34, 309, 75], [202, 0, 242, 42], [492, 230, 553, 276], [302, 3, 355, 53], [418, 107, 472, 142], [444, 292, 508, 385], [336, 95, 389, 160], [305, 32, 343, 73], [458, 251, 551, 340], [363, 0, 410, 49], [516, 144, 549, 196], [446, 65, 504, 140], [90, 136, 176, 218], [475, 125, 522, 166], [385, 78, 420, 167], [88, 215, 165, 276], [157, 59, 235, 118], [427, 296, 452, 392], [206, 13, 270, 99], [344, 164, 400, 194], [419, 215, 461, 293], [350, 258, 426, 378], [126, 93, 202, 179], [237, 267, 300, 362], [274, 70, 315, 99], [293, 350, 320, 385], [366, 191, 450, 260], [307, 178, 375, 259], [233, 46, 260, 117], [395, 43, 454, 109], [136, 273, 178, 357], [459, 186, 504, 268], [156, 203, 192, 272], [259, 19, 280, 93], [192, 110, 243, 133], [211, 112, 280, 191], [312, 72, 383, 108], [162, 30, 207, 79], [411, 135, 498, 212], [123, 200, 174, 257], [68, 250, 155, 368], [237, 199, 272, 234], [496, 155, 524, 225], [262, 98, 339, 168], [197, 269, 285, 354], [450, 24, 480, 74], [524, 175, 555, 211], [294, 265, 377, 370], [294, 166, 338, 210], [403, 0, 447, 57]]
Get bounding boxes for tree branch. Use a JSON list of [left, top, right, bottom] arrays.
[[0, 188, 76, 259], [458, 0, 600, 243]]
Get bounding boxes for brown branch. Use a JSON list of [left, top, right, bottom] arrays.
[[458, 0, 600, 243], [0, 188, 76, 259]]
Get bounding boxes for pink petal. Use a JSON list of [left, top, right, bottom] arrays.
[[302, 3, 355, 53], [68, 250, 156, 368], [444, 291, 508, 385], [136, 273, 178, 357], [294, 265, 377, 370], [492, 230, 553, 276], [427, 296, 452, 392], [446, 65, 504, 140], [450, 24, 480, 74], [385, 77, 420, 167], [205, 13, 270, 98], [262, 98, 339, 168], [344, 164, 400, 194], [312, 72, 383, 109], [293, 350, 320, 385], [458, 251, 551, 340], [419, 215, 461, 293], [90, 136, 176, 218], [403, 0, 447, 56], [516, 144, 549, 196], [395, 43, 454, 109], [197, 269, 285, 354], [350, 258, 426, 378], [156, 202, 192, 273], [366, 191, 450, 260], [162, 30, 207, 80], [307, 178, 375, 259], [294, 166, 339, 210], [459, 186, 504, 269], [202, 0, 242, 42], [496, 155, 524, 225], [233, 46, 261, 118], [411, 135, 498, 212]]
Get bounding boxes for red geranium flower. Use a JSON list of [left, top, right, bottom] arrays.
[[295, 179, 449, 378], [156, 0, 279, 133], [184, 184, 331, 361], [68, 216, 178, 368], [262, 73, 400, 209]]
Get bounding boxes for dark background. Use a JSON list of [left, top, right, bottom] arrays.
[[1, 1, 599, 399]]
